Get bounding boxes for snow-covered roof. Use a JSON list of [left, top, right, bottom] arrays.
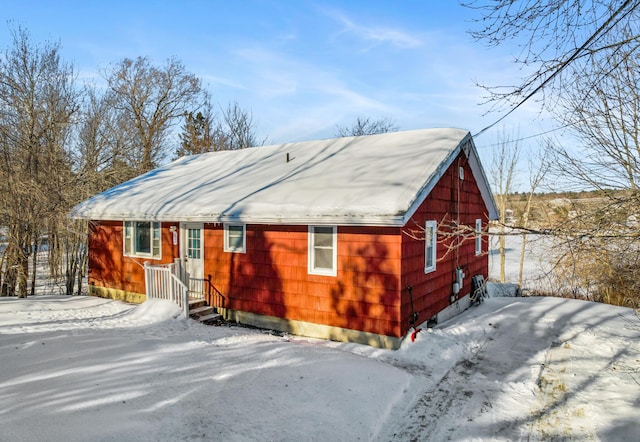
[[70, 128, 498, 226]]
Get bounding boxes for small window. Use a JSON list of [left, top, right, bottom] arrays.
[[424, 220, 437, 273], [123, 221, 161, 259], [224, 224, 246, 253], [309, 226, 337, 276], [475, 219, 482, 256]]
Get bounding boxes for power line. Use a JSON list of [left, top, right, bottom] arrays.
[[472, 0, 639, 139], [474, 122, 576, 149]]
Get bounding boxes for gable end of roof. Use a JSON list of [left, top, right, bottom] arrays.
[[401, 133, 498, 225]]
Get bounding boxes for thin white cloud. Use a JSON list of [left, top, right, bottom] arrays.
[[323, 8, 422, 49], [221, 44, 398, 143], [232, 47, 300, 97], [233, 45, 391, 110]]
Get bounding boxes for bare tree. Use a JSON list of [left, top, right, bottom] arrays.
[[491, 130, 520, 282], [466, 1, 640, 117], [555, 28, 640, 192], [218, 101, 262, 149], [334, 116, 398, 137], [75, 86, 139, 187], [104, 56, 203, 172], [541, 34, 640, 308], [467, 2, 640, 308], [517, 145, 549, 286], [0, 27, 78, 297]]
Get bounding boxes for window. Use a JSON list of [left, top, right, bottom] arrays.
[[123, 221, 161, 259], [187, 227, 201, 259], [424, 220, 437, 273], [309, 226, 337, 276], [475, 219, 482, 256], [224, 224, 246, 253]]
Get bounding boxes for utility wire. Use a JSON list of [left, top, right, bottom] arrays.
[[475, 122, 576, 149]]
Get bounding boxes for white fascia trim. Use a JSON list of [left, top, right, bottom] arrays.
[[465, 138, 499, 220], [401, 133, 499, 224], [81, 214, 408, 227]]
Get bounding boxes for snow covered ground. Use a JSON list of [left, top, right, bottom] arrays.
[[1, 293, 638, 441]]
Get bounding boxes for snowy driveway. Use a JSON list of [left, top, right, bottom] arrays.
[[384, 297, 640, 441], [1, 295, 638, 441]]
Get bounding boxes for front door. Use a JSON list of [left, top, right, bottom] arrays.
[[182, 223, 204, 297]]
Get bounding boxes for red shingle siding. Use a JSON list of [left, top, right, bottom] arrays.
[[86, 151, 490, 341], [203, 224, 403, 337], [88, 221, 178, 295], [400, 152, 490, 331]]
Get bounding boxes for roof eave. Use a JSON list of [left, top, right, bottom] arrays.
[[72, 213, 407, 227]]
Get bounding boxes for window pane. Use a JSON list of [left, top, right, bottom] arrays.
[[426, 226, 434, 263], [124, 222, 132, 255], [425, 226, 434, 248], [135, 222, 151, 254], [152, 223, 161, 258], [314, 227, 333, 247], [315, 248, 333, 269], [228, 234, 243, 250], [229, 225, 243, 235], [188, 228, 201, 259]]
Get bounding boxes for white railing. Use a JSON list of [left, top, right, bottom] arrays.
[[144, 260, 189, 318]]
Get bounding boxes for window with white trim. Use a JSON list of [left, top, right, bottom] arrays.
[[424, 220, 437, 273], [224, 223, 246, 253], [124, 221, 161, 259], [475, 219, 482, 256], [308, 225, 337, 276]]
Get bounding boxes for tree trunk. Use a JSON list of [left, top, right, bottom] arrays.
[[518, 232, 527, 287], [30, 237, 39, 297], [499, 226, 506, 283]]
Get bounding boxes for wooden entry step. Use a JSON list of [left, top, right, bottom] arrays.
[[188, 298, 222, 324]]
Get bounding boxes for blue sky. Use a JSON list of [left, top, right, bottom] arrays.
[[0, 0, 556, 173]]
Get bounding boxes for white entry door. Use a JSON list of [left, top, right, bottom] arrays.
[[182, 223, 204, 297]]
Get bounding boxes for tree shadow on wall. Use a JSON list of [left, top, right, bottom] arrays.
[[87, 222, 122, 294], [225, 227, 285, 321], [330, 241, 399, 339]]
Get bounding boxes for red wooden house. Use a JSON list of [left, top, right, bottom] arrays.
[[71, 128, 498, 348]]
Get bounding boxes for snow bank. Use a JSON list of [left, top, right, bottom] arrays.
[[126, 299, 184, 323]]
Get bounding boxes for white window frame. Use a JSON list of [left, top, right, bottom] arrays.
[[475, 219, 482, 256], [224, 223, 246, 253], [308, 225, 337, 276], [123, 221, 161, 259], [424, 220, 437, 274]]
